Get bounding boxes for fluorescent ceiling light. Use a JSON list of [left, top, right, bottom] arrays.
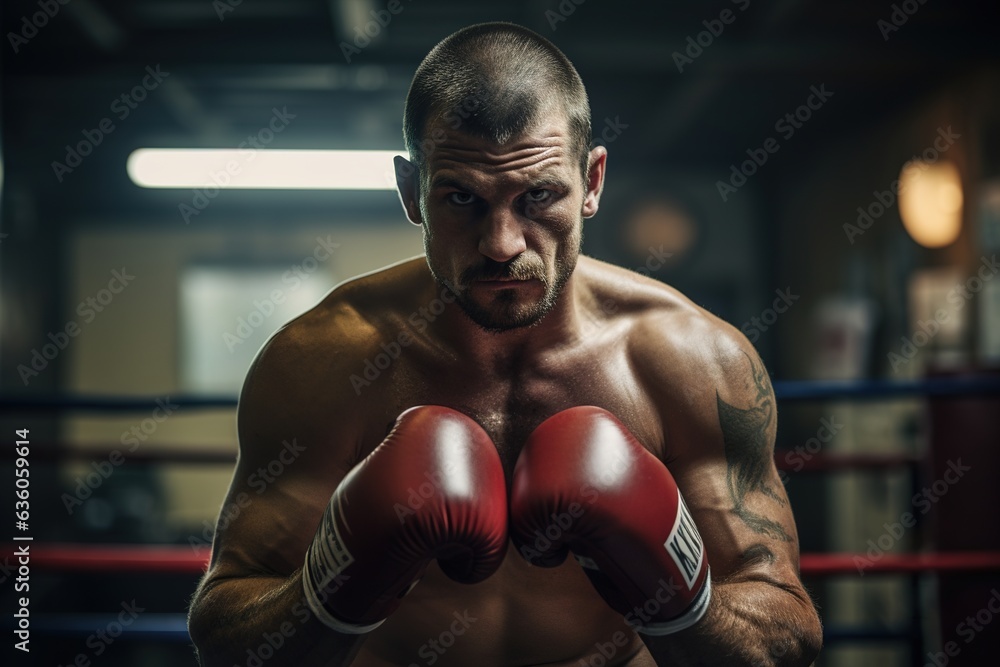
[[127, 148, 406, 190]]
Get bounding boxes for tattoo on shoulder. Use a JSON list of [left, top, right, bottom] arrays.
[[716, 352, 792, 542]]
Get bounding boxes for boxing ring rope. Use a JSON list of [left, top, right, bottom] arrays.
[[774, 451, 921, 471], [5, 543, 1000, 576], [0, 393, 237, 412], [3, 375, 999, 649], [773, 376, 1000, 401], [2, 542, 999, 644], [21, 614, 190, 641], [0, 445, 925, 470], [0, 446, 237, 465], [3, 375, 1000, 414]]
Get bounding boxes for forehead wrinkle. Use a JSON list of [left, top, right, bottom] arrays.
[[431, 146, 567, 176], [431, 155, 568, 194], [434, 128, 565, 157]]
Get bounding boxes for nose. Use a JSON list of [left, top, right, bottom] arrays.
[[478, 209, 527, 263]]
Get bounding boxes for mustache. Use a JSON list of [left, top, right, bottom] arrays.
[[461, 258, 546, 284]]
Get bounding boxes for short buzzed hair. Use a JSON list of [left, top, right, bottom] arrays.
[[403, 22, 592, 180]]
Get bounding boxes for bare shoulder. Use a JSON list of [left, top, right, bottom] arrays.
[[579, 257, 771, 435], [237, 257, 427, 467]]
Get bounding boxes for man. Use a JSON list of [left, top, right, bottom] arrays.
[[188, 22, 822, 667]]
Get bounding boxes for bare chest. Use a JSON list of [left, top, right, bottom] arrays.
[[365, 343, 665, 477]]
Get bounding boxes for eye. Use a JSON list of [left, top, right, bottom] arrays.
[[447, 192, 475, 206], [525, 189, 552, 203]]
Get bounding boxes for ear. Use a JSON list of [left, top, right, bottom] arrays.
[[582, 146, 607, 219], [394, 156, 423, 226]]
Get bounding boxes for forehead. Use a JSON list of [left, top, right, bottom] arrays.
[[424, 113, 575, 187]]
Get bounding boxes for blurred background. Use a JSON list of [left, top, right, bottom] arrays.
[[2, 0, 1000, 665]]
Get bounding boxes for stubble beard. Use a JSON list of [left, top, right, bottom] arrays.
[[425, 230, 582, 334]]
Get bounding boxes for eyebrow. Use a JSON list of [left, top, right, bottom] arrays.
[[429, 175, 571, 192], [524, 177, 570, 191], [429, 175, 470, 191]]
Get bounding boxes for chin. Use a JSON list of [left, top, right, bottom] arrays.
[[475, 313, 546, 334], [459, 294, 554, 333]]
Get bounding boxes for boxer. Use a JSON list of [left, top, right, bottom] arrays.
[[188, 21, 822, 666]]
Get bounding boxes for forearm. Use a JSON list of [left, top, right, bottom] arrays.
[[189, 569, 367, 667], [640, 579, 822, 667]]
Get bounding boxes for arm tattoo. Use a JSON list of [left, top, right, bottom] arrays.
[[716, 352, 791, 542]]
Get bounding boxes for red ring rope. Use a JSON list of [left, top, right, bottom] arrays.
[[5, 544, 1000, 576]]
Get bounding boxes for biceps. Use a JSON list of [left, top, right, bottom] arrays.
[[672, 456, 801, 582], [208, 464, 334, 578]]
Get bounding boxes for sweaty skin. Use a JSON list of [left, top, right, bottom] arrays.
[[189, 112, 822, 667]]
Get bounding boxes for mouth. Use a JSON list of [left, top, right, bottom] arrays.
[[474, 278, 537, 289]]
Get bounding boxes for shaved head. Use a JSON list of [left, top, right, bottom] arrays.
[[403, 22, 592, 181]]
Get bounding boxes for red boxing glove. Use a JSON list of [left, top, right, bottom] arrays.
[[303, 405, 508, 633], [510, 406, 710, 635]]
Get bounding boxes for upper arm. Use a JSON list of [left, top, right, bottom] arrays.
[[202, 306, 372, 585], [640, 311, 804, 590]]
